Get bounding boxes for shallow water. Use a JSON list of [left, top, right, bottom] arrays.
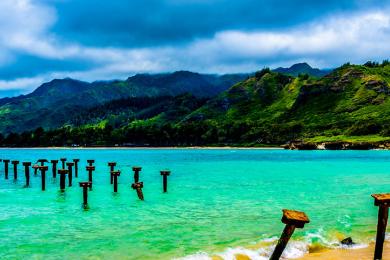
[[0, 148, 389, 259]]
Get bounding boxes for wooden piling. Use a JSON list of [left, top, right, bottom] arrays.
[[22, 162, 31, 187], [58, 169, 68, 191], [372, 193, 390, 260], [160, 170, 170, 193], [51, 160, 58, 178], [3, 160, 10, 179], [108, 162, 116, 184], [270, 209, 310, 260], [32, 164, 39, 176], [79, 182, 92, 208], [131, 182, 144, 200], [11, 160, 19, 180], [132, 166, 142, 183]]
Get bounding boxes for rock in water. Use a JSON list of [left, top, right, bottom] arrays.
[[340, 237, 354, 246]]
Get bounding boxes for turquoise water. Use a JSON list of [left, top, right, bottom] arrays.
[[0, 149, 389, 259]]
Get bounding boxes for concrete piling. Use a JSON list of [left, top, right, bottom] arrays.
[[86, 166, 95, 190], [160, 170, 170, 193], [3, 159, 10, 179], [73, 159, 80, 178], [22, 162, 31, 187], [60, 158, 67, 169], [51, 160, 58, 178], [11, 160, 19, 180], [39, 166, 48, 191], [87, 160, 95, 166], [132, 166, 142, 183], [372, 193, 390, 260], [111, 171, 121, 192], [79, 182, 92, 208], [270, 209, 310, 260], [58, 169, 68, 191], [108, 162, 116, 184], [131, 182, 144, 200], [37, 159, 48, 166], [66, 162, 74, 187]]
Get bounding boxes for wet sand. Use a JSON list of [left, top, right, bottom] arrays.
[[299, 242, 390, 260]]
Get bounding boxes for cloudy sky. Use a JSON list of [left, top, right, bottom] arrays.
[[0, 0, 389, 97]]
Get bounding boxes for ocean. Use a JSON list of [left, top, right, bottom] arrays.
[[0, 148, 388, 259]]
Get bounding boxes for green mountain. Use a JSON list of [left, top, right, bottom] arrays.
[[1, 61, 390, 148], [273, 62, 331, 77], [0, 72, 246, 134]]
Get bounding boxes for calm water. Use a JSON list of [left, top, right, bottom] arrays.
[[0, 148, 389, 259]]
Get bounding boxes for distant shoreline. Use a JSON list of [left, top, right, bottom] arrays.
[[0, 146, 283, 150]]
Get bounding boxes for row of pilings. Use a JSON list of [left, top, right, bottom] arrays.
[[0, 158, 171, 208]]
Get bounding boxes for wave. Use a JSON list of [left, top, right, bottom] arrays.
[[176, 230, 372, 260]]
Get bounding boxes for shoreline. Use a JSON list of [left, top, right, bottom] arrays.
[[0, 146, 283, 150]]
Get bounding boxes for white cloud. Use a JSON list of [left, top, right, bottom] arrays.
[[0, 1, 389, 93]]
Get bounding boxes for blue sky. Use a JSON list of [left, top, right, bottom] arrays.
[[0, 0, 389, 97]]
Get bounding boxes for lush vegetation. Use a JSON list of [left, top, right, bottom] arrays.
[[1, 61, 390, 147]]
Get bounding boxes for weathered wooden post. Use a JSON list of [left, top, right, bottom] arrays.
[[60, 158, 67, 169], [58, 169, 68, 191], [108, 162, 116, 184], [87, 160, 95, 166], [86, 166, 95, 190], [73, 159, 80, 178], [3, 159, 10, 179], [39, 166, 48, 191], [11, 160, 19, 180], [111, 171, 121, 192], [37, 159, 48, 166], [372, 193, 390, 260], [132, 166, 142, 183], [160, 170, 170, 193], [66, 162, 74, 187], [79, 182, 92, 208], [32, 164, 39, 176], [131, 182, 144, 200], [270, 209, 310, 260], [51, 160, 58, 178], [22, 162, 31, 187]]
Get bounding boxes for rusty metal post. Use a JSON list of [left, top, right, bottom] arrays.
[[112, 171, 121, 192], [39, 166, 48, 191], [270, 209, 310, 260], [79, 182, 92, 208], [11, 160, 19, 180], [66, 162, 74, 187], [160, 170, 170, 193], [108, 162, 116, 184], [3, 160, 10, 179], [372, 194, 390, 260], [73, 159, 80, 178], [60, 158, 67, 169], [51, 160, 58, 178], [86, 166, 95, 190], [58, 169, 68, 191], [132, 166, 142, 183], [22, 162, 31, 187], [131, 182, 144, 200]]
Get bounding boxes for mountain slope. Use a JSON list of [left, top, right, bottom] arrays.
[[0, 72, 246, 133], [273, 62, 331, 77]]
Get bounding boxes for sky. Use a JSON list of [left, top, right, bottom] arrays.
[[0, 0, 389, 97]]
